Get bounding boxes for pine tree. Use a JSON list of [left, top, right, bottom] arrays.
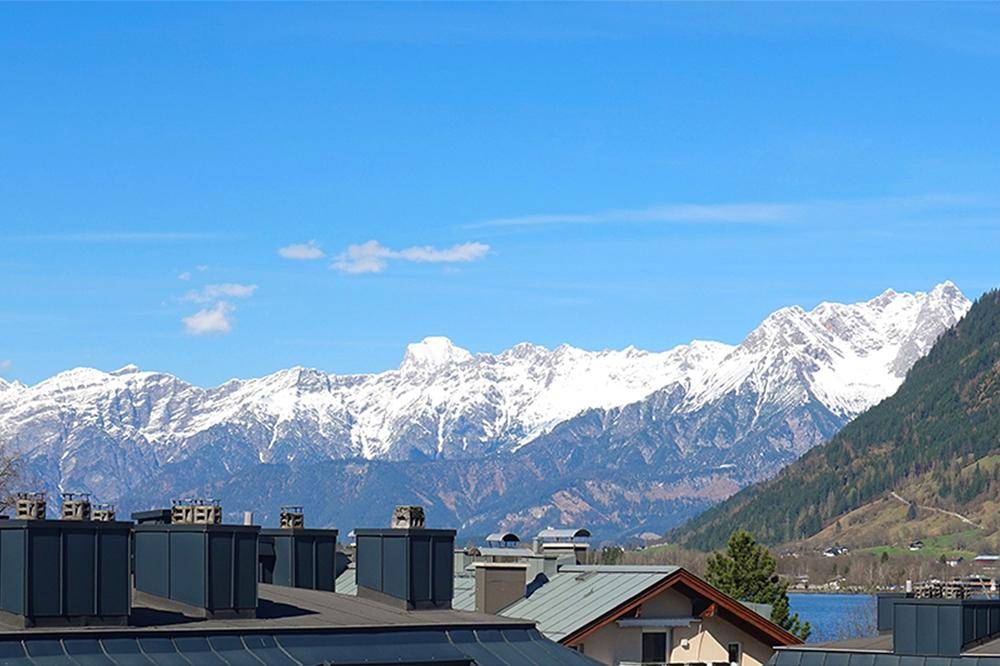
[[705, 531, 811, 640]]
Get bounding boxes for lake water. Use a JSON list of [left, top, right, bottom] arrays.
[[788, 593, 877, 642]]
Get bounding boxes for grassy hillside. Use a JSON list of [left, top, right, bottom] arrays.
[[674, 289, 1000, 551]]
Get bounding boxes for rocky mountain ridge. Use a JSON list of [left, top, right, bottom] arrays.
[[0, 282, 970, 540]]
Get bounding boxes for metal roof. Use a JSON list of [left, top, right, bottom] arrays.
[[500, 565, 679, 641], [0, 627, 599, 665], [473, 547, 537, 559], [485, 532, 521, 543], [537, 528, 591, 540], [0, 582, 599, 665], [335, 567, 478, 612]]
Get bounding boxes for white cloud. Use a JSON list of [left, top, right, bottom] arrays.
[[332, 240, 490, 274], [178, 272, 192, 281], [468, 203, 797, 228], [182, 302, 235, 336], [278, 240, 325, 260], [0, 360, 11, 373], [183, 283, 258, 303], [465, 195, 1000, 229]]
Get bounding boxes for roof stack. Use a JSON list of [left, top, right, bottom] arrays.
[[259, 506, 338, 592], [14, 492, 46, 520], [0, 489, 131, 628], [133, 500, 259, 619], [535, 527, 591, 564], [354, 505, 455, 610], [60, 492, 91, 521]]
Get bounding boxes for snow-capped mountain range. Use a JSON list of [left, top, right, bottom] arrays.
[[0, 282, 971, 539]]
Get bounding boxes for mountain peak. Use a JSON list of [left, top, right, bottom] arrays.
[[110, 364, 141, 376], [401, 336, 473, 369]]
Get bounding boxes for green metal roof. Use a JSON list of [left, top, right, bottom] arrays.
[[500, 565, 679, 641]]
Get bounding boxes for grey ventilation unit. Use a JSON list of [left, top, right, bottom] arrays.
[[14, 492, 46, 520], [61, 492, 92, 521], [259, 507, 337, 592], [132, 504, 259, 619], [0, 510, 131, 627], [891, 598, 1000, 656], [355, 506, 455, 610]]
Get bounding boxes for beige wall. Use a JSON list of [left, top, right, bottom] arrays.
[[670, 616, 772, 666], [572, 588, 776, 666]]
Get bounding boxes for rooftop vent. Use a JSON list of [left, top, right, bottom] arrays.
[[0, 509, 131, 627], [61, 492, 92, 521], [889, 597, 1000, 656], [133, 504, 259, 619], [355, 506, 455, 610], [259, 507, 337, 592], [15, 492, 46, 520], [279, 505, 304, 529], [534, 527, 591, 563], [391, 505, 425, 529], [485, 531, 520, 547], [170, 498, 221, 525], [92, 504, 116, 522]]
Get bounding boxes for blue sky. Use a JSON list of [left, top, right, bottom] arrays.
[[2, 3, 1000, 385]]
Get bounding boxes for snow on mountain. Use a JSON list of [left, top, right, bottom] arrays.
[[686, 281, 970, 419], [0, 282, 971, 531], [0, 334, 732, 466]]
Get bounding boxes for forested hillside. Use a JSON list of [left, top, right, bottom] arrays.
[[675, 289, 1000, 551]]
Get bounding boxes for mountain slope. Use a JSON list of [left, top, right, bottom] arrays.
[[674, 288, 1000, 551], [0, 283, 970, 540]]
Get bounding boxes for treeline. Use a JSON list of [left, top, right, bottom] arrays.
[[674, 289, 1000, 551]]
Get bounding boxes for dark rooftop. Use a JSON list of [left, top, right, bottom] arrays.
[[0, 585, 599, 665], [0, 584, 529, 637]]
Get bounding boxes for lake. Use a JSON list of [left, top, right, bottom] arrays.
[[789, 593, 877, 642]]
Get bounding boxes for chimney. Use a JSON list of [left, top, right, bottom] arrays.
[[15, 492, 46, 520], [60, 492, 92, 521], [133, 500, 259, 619], [0, 494, 130, 627], [92, 503, 116, 522], [259, 506, 338, 592], [279, 505, 304, 529], [354, 505, 455, 610], [170, 498, 222, 525], [474, 562, 528, 615], [391, 505, 425, 529]]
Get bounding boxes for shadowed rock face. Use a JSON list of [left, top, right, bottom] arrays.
[[0, 284, 970, 542]]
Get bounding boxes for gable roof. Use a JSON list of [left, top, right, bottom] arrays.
[[501, 565, 677, 641], [502, 565, 801, 647]]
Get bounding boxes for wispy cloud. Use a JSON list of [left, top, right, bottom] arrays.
[[332, 240, 490, 274], [465, 195, 1000, 229], [468, 203, 796, 229], [278, 240, 326, 260], [178, 272, 192, 281], [0, 360, 11, 373], [11, 232, 228, 243], [183, 302, 235, 336], [182, 283, 258, 304]]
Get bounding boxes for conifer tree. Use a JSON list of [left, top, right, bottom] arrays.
[[706, 531, 811, 640]]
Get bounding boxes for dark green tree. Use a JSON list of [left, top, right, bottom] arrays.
[[705, 531, 811, 640]]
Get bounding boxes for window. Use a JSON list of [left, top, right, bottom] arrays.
[[642, 632, 667, 664], [728, 642, 742, 665]]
